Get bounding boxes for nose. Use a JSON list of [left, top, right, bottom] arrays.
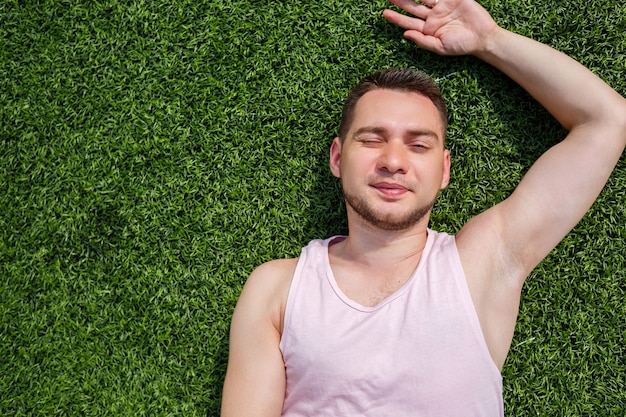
[[377, 141, 408, 174]]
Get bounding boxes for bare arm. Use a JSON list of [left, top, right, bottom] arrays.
[[384, 0, 626, 366], [221, 259, 296, 417], [470, 28, 626, 271]]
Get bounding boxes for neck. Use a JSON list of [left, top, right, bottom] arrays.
[[333, 216, 430, 268]]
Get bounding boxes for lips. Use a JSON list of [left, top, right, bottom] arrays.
[[371, 182, 409, 198]]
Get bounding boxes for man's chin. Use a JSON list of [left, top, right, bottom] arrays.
[[344, 192, 436, 232]]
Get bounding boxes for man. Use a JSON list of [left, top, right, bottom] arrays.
[[221, 0, 626, 415]]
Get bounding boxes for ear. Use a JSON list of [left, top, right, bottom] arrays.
[[329, 137, 342, 178], [440, 149, 451, 189]]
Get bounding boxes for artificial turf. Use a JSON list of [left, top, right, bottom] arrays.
[[1, 0, 624, 415]]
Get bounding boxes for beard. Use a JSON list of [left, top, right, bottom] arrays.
[[342, 185, 437, 231]]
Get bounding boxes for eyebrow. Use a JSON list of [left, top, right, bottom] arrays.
[[353, 126, 386, 137], [353, 126, 441, 143]]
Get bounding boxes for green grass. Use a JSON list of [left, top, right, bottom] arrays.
[[1, 0, 624, 415]]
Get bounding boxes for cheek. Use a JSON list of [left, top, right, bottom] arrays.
[[341, 153, 371, 174], [414, 160, 445, 185]]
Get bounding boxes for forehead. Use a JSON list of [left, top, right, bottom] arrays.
[[349, 89, 443, 136]]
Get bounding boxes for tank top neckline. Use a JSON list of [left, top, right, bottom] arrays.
[[322, 230, 435, 312]]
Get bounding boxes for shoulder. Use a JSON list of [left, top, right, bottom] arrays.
[[246, 258, 299, 291], [236, 258, 299, 334]]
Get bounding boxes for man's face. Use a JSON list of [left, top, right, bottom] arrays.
[[330, 89, 450, 231]]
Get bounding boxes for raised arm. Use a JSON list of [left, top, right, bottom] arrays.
[[469, 26, 626, 271], [221, 259, 295, 417]]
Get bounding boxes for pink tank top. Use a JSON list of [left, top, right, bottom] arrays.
[[279, 230, 504, 416]]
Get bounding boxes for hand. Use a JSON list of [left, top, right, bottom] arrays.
[[383, 0, 500, 56]]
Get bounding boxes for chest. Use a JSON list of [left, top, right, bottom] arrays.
[[280, 278, 503, 416], [332, 265, 416, 308]]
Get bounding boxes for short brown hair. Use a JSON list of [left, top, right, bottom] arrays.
[[338, 68, 448, 142]]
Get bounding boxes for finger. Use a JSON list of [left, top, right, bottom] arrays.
[[387, 0, 432, 19], [383, 9, 426, 32], [403, 31, 443, 54]]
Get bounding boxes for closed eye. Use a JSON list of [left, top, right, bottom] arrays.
[[356, 136, 383, 145], [410, 143, 429, 151]]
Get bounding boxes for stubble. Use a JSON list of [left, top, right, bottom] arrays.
[[342, 185, 436, 231]]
